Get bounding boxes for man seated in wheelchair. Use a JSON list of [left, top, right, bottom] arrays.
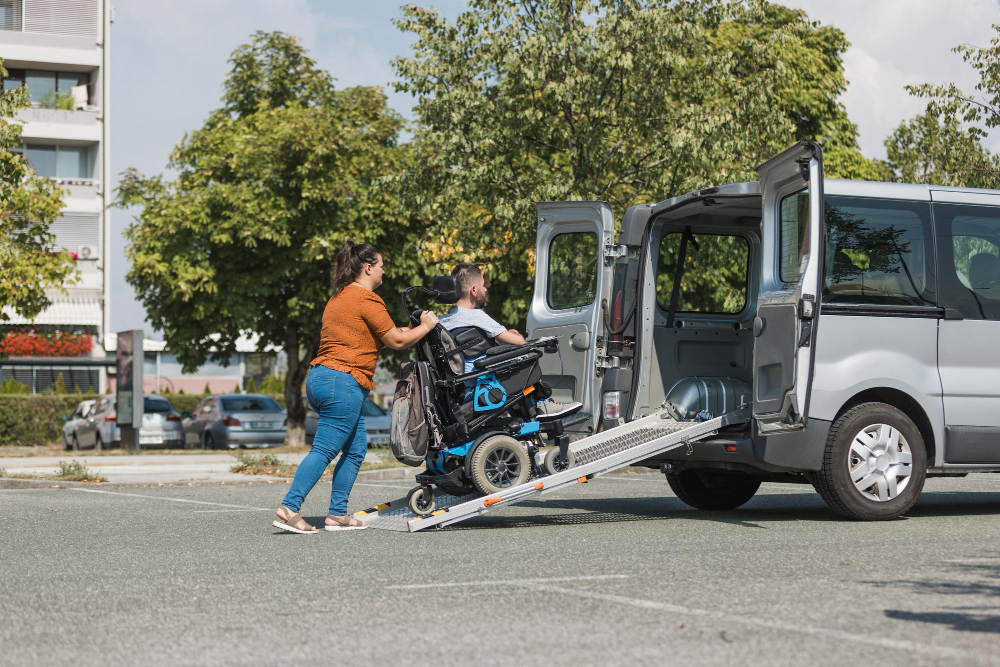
[[392, 272, 583, 515], [440, 263, 581, 419]]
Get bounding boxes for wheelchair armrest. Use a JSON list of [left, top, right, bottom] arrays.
[[473, 347, 541, 369]]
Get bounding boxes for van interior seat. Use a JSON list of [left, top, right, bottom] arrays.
[[969, 252, 1000, 288]]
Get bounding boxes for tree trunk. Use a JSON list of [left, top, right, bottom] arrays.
[[283, 325, 316, 447]]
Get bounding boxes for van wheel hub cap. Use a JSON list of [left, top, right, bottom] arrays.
[[847, 423, 913, 502]]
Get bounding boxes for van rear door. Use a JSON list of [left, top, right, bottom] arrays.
[[526, 202, 616, 433], [753, 142, 825, 431]]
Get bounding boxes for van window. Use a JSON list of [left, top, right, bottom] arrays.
[[934, 203, 1000, 320], [547, 232, 598, 310], [779, 190, 810, 283], [657, 233, 749, 314], [823, 197, 935, 307]]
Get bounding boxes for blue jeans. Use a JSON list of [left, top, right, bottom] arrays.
[[282, 365, 369, 516]]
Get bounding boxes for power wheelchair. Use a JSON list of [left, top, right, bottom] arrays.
[[395, 276, 576, 516]]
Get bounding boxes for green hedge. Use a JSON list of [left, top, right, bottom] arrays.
[[0, 393, 287, 447], [0, 395, 102, 446]]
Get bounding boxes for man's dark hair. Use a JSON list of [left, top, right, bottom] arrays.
[[451, 263, 483, 299]]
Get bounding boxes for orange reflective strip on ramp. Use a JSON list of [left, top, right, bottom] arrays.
[[577, 476, 588, 484], [483, 497, 502, 507], [534, 482, 544, 490]]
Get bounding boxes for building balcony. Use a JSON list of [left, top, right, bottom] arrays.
[[17, 106, 101, 142]]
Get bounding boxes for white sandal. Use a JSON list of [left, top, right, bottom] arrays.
[[325, 514, 366, 531], [272, 508, 318, 534]]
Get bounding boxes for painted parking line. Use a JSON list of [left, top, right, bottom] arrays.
[[388, 575, 986, 661], [386, 574, 630, 590], [523, 582, 985, 661], [69, 488, 271, 511]]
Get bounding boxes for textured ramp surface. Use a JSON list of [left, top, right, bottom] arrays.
[[570, 421, 691, 466], [359, 491, 479, 532]]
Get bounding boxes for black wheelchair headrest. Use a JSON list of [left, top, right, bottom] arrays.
[[432, 276, 459, 304]]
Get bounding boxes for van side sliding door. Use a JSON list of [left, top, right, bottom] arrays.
[[753, 142, 825, 432], [526, 202, 616, 433]]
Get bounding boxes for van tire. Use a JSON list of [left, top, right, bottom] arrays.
[[665, 470, 761, 510], [813, 402, 926, 521]]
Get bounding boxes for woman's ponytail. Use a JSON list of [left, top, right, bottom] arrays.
[[333, 240, 380, 293]]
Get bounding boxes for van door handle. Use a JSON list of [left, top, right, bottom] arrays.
[[570, 332, 590, 350]]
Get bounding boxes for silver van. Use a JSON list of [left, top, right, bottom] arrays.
[[527, 142, 1000, 521]]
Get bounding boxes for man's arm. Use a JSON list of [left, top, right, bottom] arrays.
[[496, 329, 525, 345]]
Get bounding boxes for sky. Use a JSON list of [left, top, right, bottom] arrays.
[[108, 0, 1000, 338]]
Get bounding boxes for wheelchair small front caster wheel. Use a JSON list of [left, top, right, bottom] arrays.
[[407, 486, 436, 516], [543, 446, 575, 475]]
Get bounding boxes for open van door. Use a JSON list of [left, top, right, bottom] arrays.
[[526, 201, 616, 433], [753, 142, 824, 432]]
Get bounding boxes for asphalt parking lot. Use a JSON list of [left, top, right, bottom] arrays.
[[3, 475, 999, 666]]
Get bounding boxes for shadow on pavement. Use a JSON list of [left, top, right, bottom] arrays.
[[873, 557, 1000, 634], [440, 489, 1000, 532]]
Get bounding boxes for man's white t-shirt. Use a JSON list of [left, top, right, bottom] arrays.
[[439, 306, 507, 374]]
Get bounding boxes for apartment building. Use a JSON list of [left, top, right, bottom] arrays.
[[0, 0, 113, 393]]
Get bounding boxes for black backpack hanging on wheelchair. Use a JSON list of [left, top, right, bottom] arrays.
[[389, 276, 573, 515]]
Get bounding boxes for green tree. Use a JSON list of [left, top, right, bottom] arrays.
[[114, 32, 412, 445], [713, 3, 890, 181], [203, 382, 211, 396], [885, 107, 999, 188], [0, 60, 76, 322], [53, 372, 67, 395], [392, 0, 879, 327], [886, 26, 1000, 188]]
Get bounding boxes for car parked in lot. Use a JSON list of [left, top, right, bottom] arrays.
[[139, 395, 185, 449], [182, 394, 285, 449], [62, 399, 96, 450], [304, 398, 391, 446], [70, 394, 183, 450], [73, 394, 117, 450]]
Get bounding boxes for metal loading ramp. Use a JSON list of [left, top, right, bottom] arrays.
[[354, 407, 749, 532]]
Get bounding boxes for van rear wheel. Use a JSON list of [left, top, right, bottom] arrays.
[[813, 402, 926, 521], [665, 470, 761, 510]]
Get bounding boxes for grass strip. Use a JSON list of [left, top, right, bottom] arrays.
[[0, 460, 107, 483], [230, 452, 402, 478]]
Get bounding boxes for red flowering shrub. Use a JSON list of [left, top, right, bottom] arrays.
[[0, 331, 93, 357]]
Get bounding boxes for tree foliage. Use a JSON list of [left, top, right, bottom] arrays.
[[890, 24, 1000, 188], [392, 0, 883, 328], [114, 32, 411, 444], [885, 26, 1000, 188], [0, 60, 75, 323]]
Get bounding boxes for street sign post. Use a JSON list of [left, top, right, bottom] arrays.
[[115, 330, 144, 453]]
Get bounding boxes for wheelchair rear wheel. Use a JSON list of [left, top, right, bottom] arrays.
[[470, 434, 530, 495]]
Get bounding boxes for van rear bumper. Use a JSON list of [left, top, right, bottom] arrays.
[[636, 417, 832, 473]]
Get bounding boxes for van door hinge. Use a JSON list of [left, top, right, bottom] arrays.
[[604, 243, 628, 265]]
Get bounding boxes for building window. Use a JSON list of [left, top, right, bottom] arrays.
[[24, 143, 91, 180], [3, 68, 92, 107], [0, 0, 22, 31]]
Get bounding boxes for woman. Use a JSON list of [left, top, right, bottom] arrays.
[[273, 241, 438, 534]]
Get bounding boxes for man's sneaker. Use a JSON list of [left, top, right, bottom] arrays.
[[535, 398, 583, 421]]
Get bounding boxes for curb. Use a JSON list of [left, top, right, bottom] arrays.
[[0, 464, 420, 490], [0, 464, 654, 490]]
